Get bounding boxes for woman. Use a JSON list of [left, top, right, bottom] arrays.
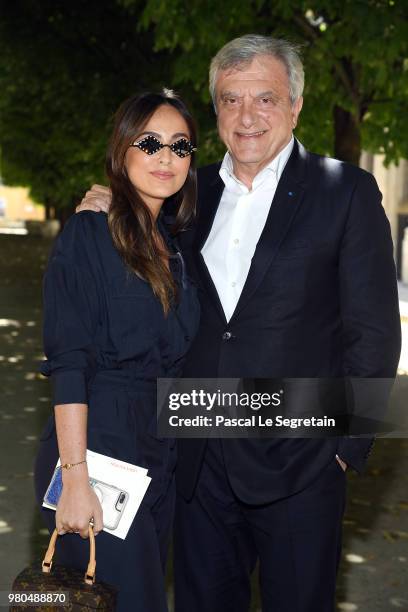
[[34, 90, 200, 611]]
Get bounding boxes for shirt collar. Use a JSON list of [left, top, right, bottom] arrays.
[[219, 136, 294, 191]]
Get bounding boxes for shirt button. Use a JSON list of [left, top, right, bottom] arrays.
[[233, 238, 239, 245], [231, 282, 236, 287], [222, 331, 232, 341]]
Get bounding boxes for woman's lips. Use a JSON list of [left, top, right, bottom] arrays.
[[150, 171, 175, 180]]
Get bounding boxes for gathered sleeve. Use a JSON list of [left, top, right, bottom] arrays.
[[41, 216, 101, 405]]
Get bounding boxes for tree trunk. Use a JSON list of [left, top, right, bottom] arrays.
[[55, 203, 76, 229], [44, 199, 52, 220], [333, 105, 361, 166]]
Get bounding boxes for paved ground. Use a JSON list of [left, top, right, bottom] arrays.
[[0, 233, 407, 611]]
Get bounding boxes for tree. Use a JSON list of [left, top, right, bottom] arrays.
[[1, 1, 406, 218], [134, 0, 408, 166], [0, 0, 171, 218]]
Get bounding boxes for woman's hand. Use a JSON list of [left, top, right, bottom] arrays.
[[56, 468, 103, 538]]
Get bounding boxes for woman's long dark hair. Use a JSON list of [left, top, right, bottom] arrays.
[[106, 90, 197, 314]]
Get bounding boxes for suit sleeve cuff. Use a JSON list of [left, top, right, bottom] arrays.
[[337, 437, 375, 474], [52, 370, 88, 405]]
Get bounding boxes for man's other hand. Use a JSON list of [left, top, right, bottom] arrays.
[[335, 454, 348, 472], [76, 184, 111, 214]]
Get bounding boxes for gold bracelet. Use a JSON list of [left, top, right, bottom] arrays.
[[60, 460, 87, 470]]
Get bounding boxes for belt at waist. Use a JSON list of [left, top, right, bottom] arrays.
[[89, 369, 157, 391]]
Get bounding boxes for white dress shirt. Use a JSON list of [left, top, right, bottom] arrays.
[[201, 137, 294, 322]]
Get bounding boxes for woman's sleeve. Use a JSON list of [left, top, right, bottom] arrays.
[[41, 247, 101, 406]]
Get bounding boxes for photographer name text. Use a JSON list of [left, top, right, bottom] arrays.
[[167, 415, 336, 429]]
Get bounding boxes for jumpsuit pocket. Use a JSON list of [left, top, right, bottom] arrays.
[[87, 426, 138, 464], [108, 274, 161, 357]]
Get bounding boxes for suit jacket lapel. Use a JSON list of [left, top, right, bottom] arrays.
[[193, 169, 228, 324], [229, 139, 307, 323], [194, 170, 223, 252]]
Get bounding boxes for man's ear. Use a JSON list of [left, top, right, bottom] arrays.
[[292, 96, 303, 129]]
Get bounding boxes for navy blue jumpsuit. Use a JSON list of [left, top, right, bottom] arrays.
[[34, 211, 200, 611]]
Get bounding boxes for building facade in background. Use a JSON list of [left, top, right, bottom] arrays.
[[0, 185, 44, 224], [360, 154, 408, 281]]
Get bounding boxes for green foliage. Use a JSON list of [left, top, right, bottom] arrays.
[[1, 0, 407, 214], [136, 0, 408, 165], [0, 0, 171, 211]]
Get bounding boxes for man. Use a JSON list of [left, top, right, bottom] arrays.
[[79, 35, 401, 612]]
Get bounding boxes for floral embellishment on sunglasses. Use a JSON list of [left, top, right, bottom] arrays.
[[130, 135, 197, 158]]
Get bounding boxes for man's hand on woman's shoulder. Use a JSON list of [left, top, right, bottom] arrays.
[[76, 184, 112, 214]]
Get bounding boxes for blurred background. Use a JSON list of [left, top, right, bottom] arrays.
[[0, 1, 407, 610]]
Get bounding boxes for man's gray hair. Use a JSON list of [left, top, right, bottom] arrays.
[[209, 34, 304, 108]]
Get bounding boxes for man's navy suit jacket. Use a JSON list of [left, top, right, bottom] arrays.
[[176, 139, 401, 504]]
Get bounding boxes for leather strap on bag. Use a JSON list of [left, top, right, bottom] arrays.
[[42, 525, 96, 585]]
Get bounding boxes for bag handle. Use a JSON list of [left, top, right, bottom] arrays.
[[42, 526, 96, 585]]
